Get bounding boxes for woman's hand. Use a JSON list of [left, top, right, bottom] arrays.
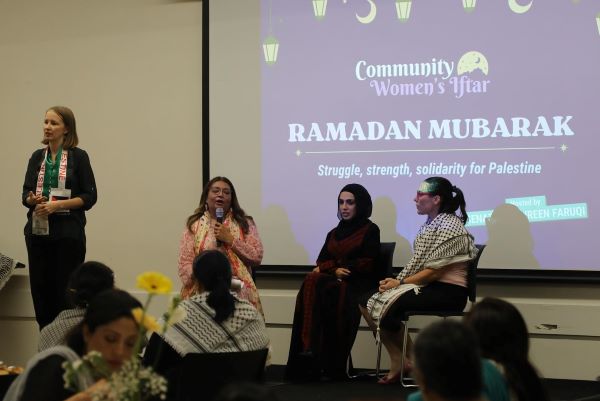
[[214, 222, 234, 245], [378, 277, 400, 292], [67, 379, 109, 401], [335, 268, 351, 279], [25, 191, 46, 206], [33, 201, 61, 217], [83, 379, 109, 399]]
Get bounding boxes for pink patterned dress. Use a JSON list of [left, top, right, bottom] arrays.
[[178, 211, 264, 315]]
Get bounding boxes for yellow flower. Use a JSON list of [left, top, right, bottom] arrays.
[[136, 272, 172, 294], [132, 308, 161, 332]]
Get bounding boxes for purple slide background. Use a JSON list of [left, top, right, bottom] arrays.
[[261, 1, 600, 270]]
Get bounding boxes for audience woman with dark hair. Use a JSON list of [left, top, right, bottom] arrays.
[[4, 289, 141, 401], [144, 250, 269, 380], [285, 184, 381, 381], [38, 261, 115, 351], [410, 320, 485, 401], [179, 176, 264, 314], [464, 297, 550, 401], [360, 177, 477, 384], [22, 106, 97, 329]]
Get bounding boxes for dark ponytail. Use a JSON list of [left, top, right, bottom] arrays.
[[464, 298, 550, 401], [193, 250, 235, 323], [424, 177, 469, 224], [503, 359, 550, 401]]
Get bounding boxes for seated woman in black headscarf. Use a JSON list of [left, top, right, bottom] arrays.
[[285, 183, 381, 381]]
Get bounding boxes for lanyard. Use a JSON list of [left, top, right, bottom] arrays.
[[35, 147, 68, 196]]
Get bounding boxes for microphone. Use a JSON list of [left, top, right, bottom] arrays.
[[216, 207, 224, 247]]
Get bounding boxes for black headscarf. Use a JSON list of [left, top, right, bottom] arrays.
[[335, 183, 373, 240]]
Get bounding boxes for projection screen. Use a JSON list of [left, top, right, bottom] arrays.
[[210, 1, 600, 273]]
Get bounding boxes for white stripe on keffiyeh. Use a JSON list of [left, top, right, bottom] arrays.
[[159, 292, 269, 356]]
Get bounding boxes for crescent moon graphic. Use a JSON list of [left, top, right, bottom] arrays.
[[356, 0, 377, 24], [508, 0, 533, 14]]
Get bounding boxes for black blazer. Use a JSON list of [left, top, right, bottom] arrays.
[[22, 147, 97, 240]]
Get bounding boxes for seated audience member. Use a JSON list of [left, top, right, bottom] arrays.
[[3, 289, 141, 401], [409, 333, 510, 401], [360, 177, 477, 384], [144, 250, 270, 376], [464, 297, 550, 401], [410, 320, 485, 401], [38, 261, 115, 351], [285, 184, 380, 381]]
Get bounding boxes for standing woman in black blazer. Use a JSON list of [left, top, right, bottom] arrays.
[[22, 106, 97, 329]]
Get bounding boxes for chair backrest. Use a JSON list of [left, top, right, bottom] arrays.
[[466, 244, 486, 302], [177, 348, 269, 401], [378, 242, 396, 279]]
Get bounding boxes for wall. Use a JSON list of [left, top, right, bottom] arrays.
[[0, 0, 599, 382], [258, 277, 600, 381], [3, 273, 600, 380], [0, 0, 203, 288], [0, 0, 202, 365]]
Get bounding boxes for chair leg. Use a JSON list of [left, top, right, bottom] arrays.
[[347, 327, 383, 380], [346, 354, 354, 377], [400, 321, 417, 388], [375, 334, 382, 378]]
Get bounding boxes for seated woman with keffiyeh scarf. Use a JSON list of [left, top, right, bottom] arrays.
[[360, 176, 477, 385], [285, 184, 381, 381], [38, 261, 115, 351], [3, 289, 141, 401], [178, 176, 264, 315], [144, 250, 270, 397]]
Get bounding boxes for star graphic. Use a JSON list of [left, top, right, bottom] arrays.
[[296, 149, 302, 157], [560, 144, 568, 152]]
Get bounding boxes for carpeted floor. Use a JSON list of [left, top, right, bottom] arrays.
[[265, 366, 600, 401]]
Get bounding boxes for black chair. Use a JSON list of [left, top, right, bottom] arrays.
[[0, 374, 18, 400], [375, 244, 486, 386], [377, 242, 396, 281], [176, 348, 268, 401], [348, 242, 396, 377]]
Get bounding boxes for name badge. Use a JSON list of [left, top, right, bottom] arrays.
[[32, 215, 49, 236], [49, 188, 72, 214]]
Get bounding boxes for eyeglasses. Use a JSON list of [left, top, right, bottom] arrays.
[[210, 187, 231, 196]]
